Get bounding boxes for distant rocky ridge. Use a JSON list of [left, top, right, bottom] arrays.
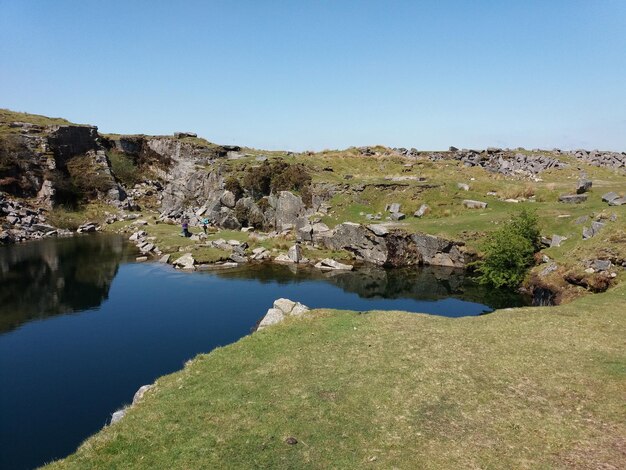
[[1, 111, 624, 253]]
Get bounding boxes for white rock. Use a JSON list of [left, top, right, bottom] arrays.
[[257, 308, 284, 330], [174, 253, 195, 269], [367, 224, 389, 236], [274, 298, 297, 313]]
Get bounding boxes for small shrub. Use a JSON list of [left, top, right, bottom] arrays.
[[475, 208, 540, 288], [66, 155, 114, 197], [241, 159, 311, 200], [224, 177, 244, 200], [108, 150, 140, 187]]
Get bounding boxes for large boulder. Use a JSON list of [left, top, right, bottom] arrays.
[[323, 223, 471, 268], [273, 191, 306, 231]]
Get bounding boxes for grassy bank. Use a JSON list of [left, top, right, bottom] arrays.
[[47, 283, 626, 469]]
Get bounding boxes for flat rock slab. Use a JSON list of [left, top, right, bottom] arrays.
[[559, 194, 587, 204], [463, 199, 488, 209]]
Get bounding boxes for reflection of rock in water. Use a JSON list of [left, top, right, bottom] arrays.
[[0, 235, 136, 333], [212, 263, 529, 310]]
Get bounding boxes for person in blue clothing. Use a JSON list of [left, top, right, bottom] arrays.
[[201, 217, 209, 234]]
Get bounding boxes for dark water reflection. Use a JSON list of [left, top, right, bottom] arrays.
[[0, 235, 137, 334], [0, 236, 528, 469]]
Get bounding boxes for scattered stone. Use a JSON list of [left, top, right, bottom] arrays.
[[414, 204, 430, 218], [550, 235, 567, 247], [584, 267, 595, 274], [592, 259, 611, 271], [601, 192, 619, 203], [576, 179, 592, 194], [314, 258, 353, 271], [573, 215, 589, 225], [367, 224, 389, 236], [285, 437, 298, 445], [463, 200, 488, 209], [609, 197, 625, 206], [559, 194, 587, 204], [174, 253, 195, 269], [229, 253, 248, 263], [540, 263, 558, 277], [390, 212, 405, 221], [457, 183, 469, 191], [135, 256, 148, 262], [386, 203, 401, 214], [77, 222, 98, 233], [158, 254, 171, 264]]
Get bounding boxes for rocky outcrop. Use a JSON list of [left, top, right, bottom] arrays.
[[256, 298, 310, 330], [566, 149, 626, 170], [427, 148, 568, 177], [323, 222, 474, 268]]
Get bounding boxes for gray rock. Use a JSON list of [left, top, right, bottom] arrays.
[[414, 204, 429, 218], [574, 215, 589, 225], [540, 263, 558, 277], [229, 253, 248, 263], [132, 385, 153, 405], [559, 194, 587, 204], [274, 191, 305, 231], [602, 192, 619, 203], [274, 298, 296, 314], [220, 190, 236, 209], [457, 183, 470, 191], [592, 259, 611, 271], [550, 235, 567, 247], [390, 212, 406, 221], [158, 254, 171, 264], [287, 244, 303, 263], [297, 224, 313, 242], [609, 197, 625, 206], [576, 179, 592, 194], [582, 226, 594, 240], [387, 203, 401, 213], [174, 253, 195, 269], [110, 409, 126, 425], [367, 224, 389, 236], [462, 199, 488, 209], [257, 308, 284, 329], [314, 258, 353, 271]]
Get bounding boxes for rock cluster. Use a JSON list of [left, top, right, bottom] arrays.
[[257, 298, 310, 330], [0, 193, 71, 243], [323, 222, 474, 268], [429, 149, 568, 177], [566, 149, 626, 170]]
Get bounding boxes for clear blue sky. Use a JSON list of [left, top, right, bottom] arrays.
[[1, 0, 625, 151]]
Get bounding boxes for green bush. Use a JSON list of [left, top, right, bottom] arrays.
[[475, 209, 540, 288], [224, 177, 244, 200], [108, 150, 140, 187], [241, 159, 311, 200]]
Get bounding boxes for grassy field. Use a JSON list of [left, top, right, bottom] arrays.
[[46, 282, 626, 469]]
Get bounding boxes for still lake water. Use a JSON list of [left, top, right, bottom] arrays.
[[0, 235, 529, 469]]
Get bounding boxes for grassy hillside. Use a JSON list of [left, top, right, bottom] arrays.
[[47, 283, 626, 469]]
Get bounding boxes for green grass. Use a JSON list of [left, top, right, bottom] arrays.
[[46, 283, 626, 469]]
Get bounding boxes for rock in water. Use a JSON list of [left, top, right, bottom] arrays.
[[314, 258, 353, 270], [174, 253, 195, 269]]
